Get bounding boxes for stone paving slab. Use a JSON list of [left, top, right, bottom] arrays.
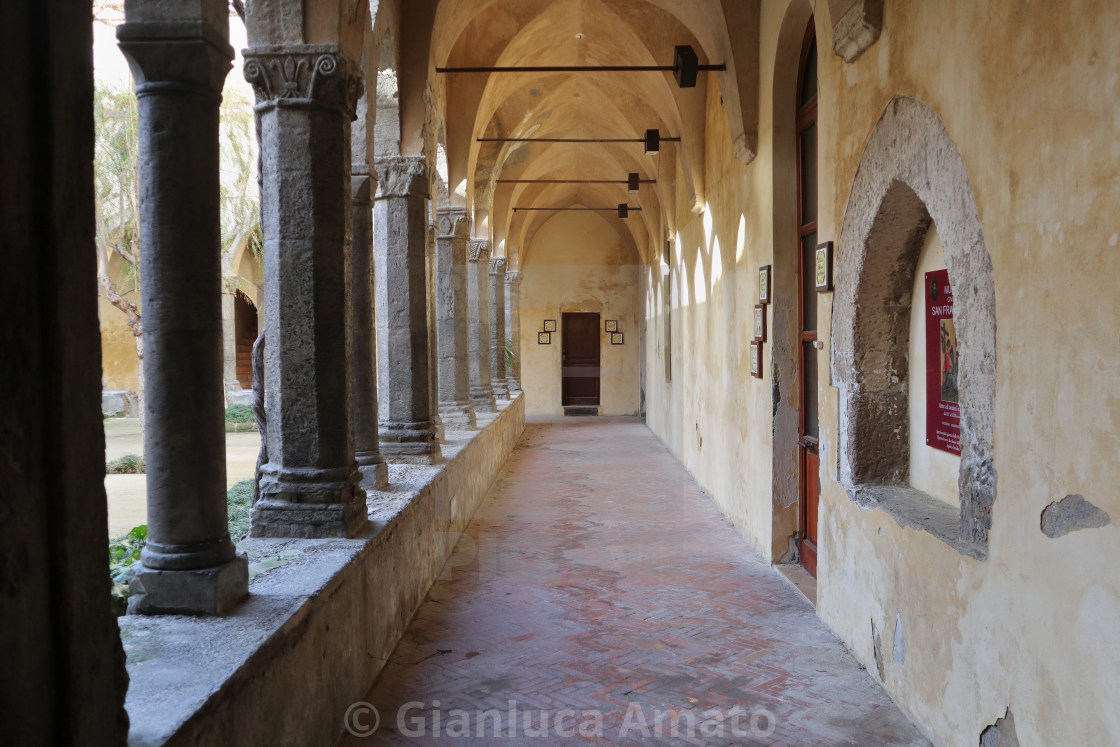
[[342, 416, 931, 746]]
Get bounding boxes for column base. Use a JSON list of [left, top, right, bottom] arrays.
[[356, 451, 389, 491], [253, 463, 368, 537], [507, 377, 521, 396], [471, 385, 497, 413], [492, 379, 510, 400], [380, 420, 443, 464], [439, 400, 477, 431], [128, 552, 249, 616]]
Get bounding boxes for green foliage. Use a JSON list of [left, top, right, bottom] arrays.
[[93, 83, 141, 290], [505, 338, 516, 368], [108, 481, 257, 615], [225, 404, 255, 424], [106, 453, 145, 474], [109, 524, 147, 615], [226, 480, 254, 542], [219, 87, 263, 268]]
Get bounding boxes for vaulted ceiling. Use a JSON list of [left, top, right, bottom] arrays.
[[425, 0, 761, 269]]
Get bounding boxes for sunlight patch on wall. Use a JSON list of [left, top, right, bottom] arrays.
[[711, 238, 723, 288], [694, 252, 707, 304], [735, 214, 747, 262]]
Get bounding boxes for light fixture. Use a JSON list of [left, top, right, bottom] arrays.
[[644, 129, 661, 155], [627, 173, 640, 193], [673, 45, 699, 88], [618, 204, 629, 219]]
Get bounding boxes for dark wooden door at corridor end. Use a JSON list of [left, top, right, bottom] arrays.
[[561, 312, 601, 407]]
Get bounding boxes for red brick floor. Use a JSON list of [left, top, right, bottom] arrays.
[[340, 417, 930, 746]]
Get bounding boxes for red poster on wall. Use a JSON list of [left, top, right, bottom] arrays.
[[925, 269, 961, 455]]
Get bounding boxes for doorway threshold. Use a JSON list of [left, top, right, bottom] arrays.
[[563, 406, 599, 416], [776, 563, 817, 607]]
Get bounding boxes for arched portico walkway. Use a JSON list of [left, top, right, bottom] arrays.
[[342, 417, 928, 744]]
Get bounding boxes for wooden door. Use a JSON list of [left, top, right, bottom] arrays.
[[796, 22, 820, 577], [561, 312, 600, 406]]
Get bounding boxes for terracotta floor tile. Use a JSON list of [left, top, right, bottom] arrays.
[[340, 417, 929, 746]]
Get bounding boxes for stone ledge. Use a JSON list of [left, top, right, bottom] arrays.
[[120, 394, 525, 747], [848, 484, 985, 560]]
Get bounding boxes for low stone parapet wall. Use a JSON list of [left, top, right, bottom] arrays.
[[120, 394, 525, 746]]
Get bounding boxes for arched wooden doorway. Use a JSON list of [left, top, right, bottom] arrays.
[[795, 21, 820, 577]]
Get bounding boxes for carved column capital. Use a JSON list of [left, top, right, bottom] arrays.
[[489, 257, 506, 276], [373, 156, 429, 199], [436, 207, 470, 239], [505, 270, 521, 287], [243, 44, 363, 119], [469, 239, 492, 262]]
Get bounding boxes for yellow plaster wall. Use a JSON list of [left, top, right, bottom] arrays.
[[520, 211, 640, 417], [99, 293, 140, 393], [641, 1, 1120, 744]]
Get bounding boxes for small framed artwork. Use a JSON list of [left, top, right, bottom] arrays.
[[605, 320, 619, 332], [752, 304, 767, 342], [750, 341, 763, 378], [815, 241, 833, 292], [537, 332, 551, 344], [543, 319, 557, 332], [611, 332, 624, 345], [758, 265, 772, 304]]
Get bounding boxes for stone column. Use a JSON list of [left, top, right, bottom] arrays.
[[351, 166, 388, 490], [244, 44, 368, 538], [489, 257, 510, 399], [117, 17, 248, 613], [505, 270, 523, 395], [435, 207, 476, 429], [468, 239, 497, 413], [221, 290, 240, 394], [427, 220, 445, 443], [374, 156, 442, 463]]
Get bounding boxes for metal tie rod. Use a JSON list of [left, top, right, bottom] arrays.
[[438, 46, 719, 88]]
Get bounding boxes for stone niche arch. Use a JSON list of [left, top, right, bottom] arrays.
[[831, 96, 996, 558]]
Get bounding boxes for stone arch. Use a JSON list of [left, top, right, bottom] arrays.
[[831, 95, 996, 555]]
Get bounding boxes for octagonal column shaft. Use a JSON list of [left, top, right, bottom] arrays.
[[489, 257, 510, 399], [245, 44, 368, 538], [468, 240, 497, 413], [117, 16, 247, 614], [436, 208, 477, 429], [374, 156, 442, 464], [506, 270, 522, 395], [351, 168, 388, 489], [426, 221, 445, 443]]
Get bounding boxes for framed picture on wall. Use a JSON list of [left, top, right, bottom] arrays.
[[815, 241, 834, 292], [759, 265, 772, 304], [750, 341, 763, 378], [543, 319, 557, 332], [538, 332, 551, 344], [605, 320, 619, 332], [610, 332, 624, 345], [753, 304, 767, 342]]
